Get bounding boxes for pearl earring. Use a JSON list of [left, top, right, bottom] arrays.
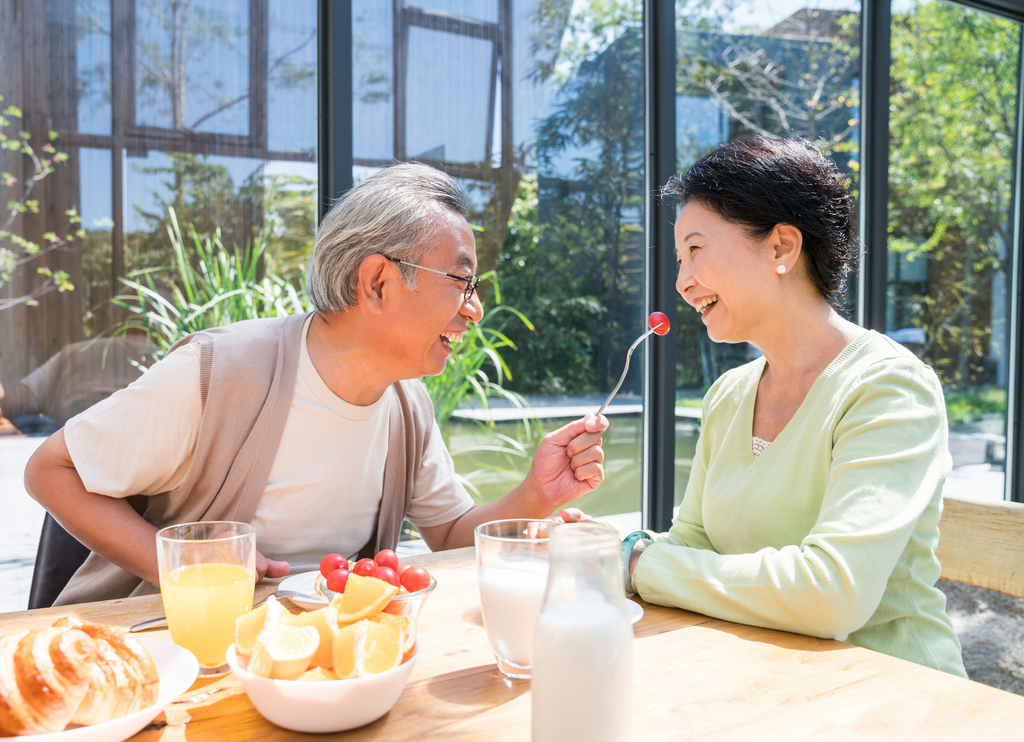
[[776, 265, 786, 275]]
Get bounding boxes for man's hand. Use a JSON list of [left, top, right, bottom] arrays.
[[417, 416, 608, 551], [256, 551, 290, 582], [524, 414, 608, 512]]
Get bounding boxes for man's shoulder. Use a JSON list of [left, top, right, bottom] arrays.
[[392, 379, 436, 423], [173, 314, 310, 354]]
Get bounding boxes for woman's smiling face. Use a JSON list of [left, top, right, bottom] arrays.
[[674, 201, 778, 344]]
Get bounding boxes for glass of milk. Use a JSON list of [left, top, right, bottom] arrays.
[[474, 519, 553, 679], [531, 522, 634, 742]]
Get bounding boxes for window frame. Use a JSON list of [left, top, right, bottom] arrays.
[[319, 0, 1024, 507]]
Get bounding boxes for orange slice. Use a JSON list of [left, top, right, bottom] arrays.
[[330, 574, 398, 624], [247, 624, 320, 680], [286, 606, 338, 670], [234, 594, 290, 657], [296, 666, 339, 682], [332, 619, 403, 678], [368, 613, 415, 654]]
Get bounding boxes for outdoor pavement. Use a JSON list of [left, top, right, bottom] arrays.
[[0, 436, 45, 613], [938, 579, 1024, 695]]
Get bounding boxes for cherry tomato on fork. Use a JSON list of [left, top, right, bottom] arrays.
[[648, 311, 671, 336]]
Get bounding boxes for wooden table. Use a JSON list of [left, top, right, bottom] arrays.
[[3, 547, 1023, 741]]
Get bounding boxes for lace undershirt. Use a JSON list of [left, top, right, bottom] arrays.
[[752, 436, 771, 458]]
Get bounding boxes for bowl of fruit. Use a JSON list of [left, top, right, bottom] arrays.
[[227, 572, 420, 733], [315, 549, 436, 620]]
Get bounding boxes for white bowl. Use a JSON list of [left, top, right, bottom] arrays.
[[225, 643, 419, 733]]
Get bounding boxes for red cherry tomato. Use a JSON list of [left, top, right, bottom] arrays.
[[396, 563, 411, 578], [648, 311, 670, 336], [374, 549, 399, 572], [372, 566, 400, 587], [401, 565, 430, 593], [325, 567, 350, 593], [319, 553, 347, 580], [353, 558, 377, 577]]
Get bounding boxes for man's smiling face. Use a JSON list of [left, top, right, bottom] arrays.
[[385, 210, 484, 378]]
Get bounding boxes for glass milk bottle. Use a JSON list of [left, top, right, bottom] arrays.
[[531, 522, 633, 742]]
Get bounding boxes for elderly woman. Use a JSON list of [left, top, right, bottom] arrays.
[[623, 137, 966, 676]]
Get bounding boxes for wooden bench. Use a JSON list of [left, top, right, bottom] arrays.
[[937, 494, 1024, 600]]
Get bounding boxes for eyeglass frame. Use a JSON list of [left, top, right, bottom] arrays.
[[384, 256, 481, 303]]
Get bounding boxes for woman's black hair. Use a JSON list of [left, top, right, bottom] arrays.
[[662, 136, 857, 302]]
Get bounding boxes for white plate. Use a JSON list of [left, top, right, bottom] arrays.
[[0, 636, 199, 742], [277, 570, 329, 610], [627, 599, 643, 625]]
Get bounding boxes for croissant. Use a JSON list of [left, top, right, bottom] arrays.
[[52, 617, 160, 726], [0, 619, 160, 736], [0, 627, 97, 735]]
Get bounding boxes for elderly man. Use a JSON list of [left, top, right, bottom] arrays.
[[25, 163, 608, 606]]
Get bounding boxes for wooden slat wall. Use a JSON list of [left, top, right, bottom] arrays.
[[937, 494, 1024, 600], [1, 0, 88, 402]]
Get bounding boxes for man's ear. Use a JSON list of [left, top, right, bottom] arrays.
[[356, 254, 390, 315], [771, 224, 803, 273]]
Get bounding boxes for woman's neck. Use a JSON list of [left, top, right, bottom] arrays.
[[753, 298, 863, 387]]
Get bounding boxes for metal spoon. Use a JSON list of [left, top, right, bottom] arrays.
[[127, 588, 322, 632], [595, 312, 671, 417]]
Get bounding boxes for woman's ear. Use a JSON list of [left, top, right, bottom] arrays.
[[356, 254, 389, 314], [771, 224, 803, 274]]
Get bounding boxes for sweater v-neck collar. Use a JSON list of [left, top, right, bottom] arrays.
[[739, 330, 874, 469]]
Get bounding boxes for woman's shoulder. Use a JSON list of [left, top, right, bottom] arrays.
[[830, 330, 946, 418], [846, 331, 942, 391]]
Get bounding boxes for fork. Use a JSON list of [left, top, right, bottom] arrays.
[[127, 589, 323, 632]]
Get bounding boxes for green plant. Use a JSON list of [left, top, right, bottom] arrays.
[[109, 208, 307, 361], [0, 95, 78, 310], [421, 273, 540, 499], [944, 388, 1007, 427]]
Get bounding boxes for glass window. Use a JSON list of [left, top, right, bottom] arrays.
[[354, 0, 647, 534], [888, 0, 1020, 502], [672, 0, 862, 505], [0, 0, 317, 611]]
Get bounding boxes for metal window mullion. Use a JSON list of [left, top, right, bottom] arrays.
[[249, 0, 269, 151], [642, 0, 677, 533], [857, 0, 891, 333], [1005, 25, 1024, 503], [318, 0, 353, 222]]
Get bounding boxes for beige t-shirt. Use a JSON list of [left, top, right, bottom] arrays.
[[64, 318, 474, 572]]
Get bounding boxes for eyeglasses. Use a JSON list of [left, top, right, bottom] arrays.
[[385, 256, 481, 304]]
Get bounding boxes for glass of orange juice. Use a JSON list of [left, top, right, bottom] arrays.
[[156, 521, 256, 674]]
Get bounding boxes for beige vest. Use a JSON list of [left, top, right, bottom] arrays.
[[55, 313, 435, 606]]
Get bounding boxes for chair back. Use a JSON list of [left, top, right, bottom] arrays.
[[28, 514, 91, 609], [937, 494, 1024, 600]]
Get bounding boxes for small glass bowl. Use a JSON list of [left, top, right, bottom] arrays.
[[313, 573, 437, 620]]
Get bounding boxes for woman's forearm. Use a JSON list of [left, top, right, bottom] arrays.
[[24, 428, 160, 586]]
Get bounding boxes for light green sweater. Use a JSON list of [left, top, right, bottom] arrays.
[[634, 331, 966, 676]]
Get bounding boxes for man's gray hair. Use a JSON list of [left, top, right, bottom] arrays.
[[306, 162, 469, 313]]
